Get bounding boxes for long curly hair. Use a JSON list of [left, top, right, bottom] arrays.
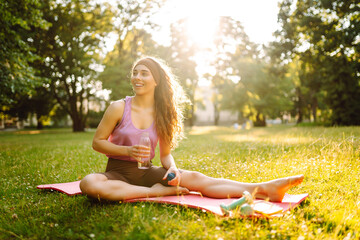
[[132, 56, 188, 149]]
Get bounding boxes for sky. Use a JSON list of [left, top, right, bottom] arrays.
[[152, 0, 282, 85], [104, 0, 282, 52], [151, 0, 281, 46]]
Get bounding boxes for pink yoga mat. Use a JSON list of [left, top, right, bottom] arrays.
[[37, 180, 82, 196], [37, 181, 308, 217], [127, 192, 308, 217]]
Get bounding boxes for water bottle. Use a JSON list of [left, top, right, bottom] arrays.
[[138, 132, 151, 169]]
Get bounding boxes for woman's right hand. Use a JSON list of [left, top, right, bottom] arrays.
[[127, 145, 150, 162]]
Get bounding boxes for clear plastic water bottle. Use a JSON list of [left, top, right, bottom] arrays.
[[138, 132, 151, 169]]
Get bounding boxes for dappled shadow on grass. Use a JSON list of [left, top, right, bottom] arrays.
[[216, 133, 316, 146], [0, 128, 73, 135], [184, 125, 360, 154], [179, 126, 322, 167], [187, 125, 292, 136], [187, 126, 235, 136]]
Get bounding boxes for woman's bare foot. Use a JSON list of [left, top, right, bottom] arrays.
[[261, 175, 304, 202], [150, 183, 189, 197]]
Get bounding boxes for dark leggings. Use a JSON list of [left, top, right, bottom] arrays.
[[101, 158, 170, 187]]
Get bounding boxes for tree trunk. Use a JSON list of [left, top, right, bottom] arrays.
[[72, 116, 85, 132], [36, 116, 43, 130], [214, 103, 220, 126], [189, 104, 194, 127], [237, 111, 245, 124], [311, 96, 318, 122], [70, 110, 86, 132], [254, 112, 266, 127], [296, 87, 303, 124]]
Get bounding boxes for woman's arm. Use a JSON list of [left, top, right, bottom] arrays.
[[159, 139, 181, 186], [92, 101, 149, 160], [92, 100, 128, 156]]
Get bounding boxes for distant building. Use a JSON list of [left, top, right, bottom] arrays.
[[194, 85, 238, 126]]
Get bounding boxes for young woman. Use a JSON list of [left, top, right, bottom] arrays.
[[80, 57, 304, 201]]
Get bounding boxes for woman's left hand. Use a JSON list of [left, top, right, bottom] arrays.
[[163, 167, 181, 186]]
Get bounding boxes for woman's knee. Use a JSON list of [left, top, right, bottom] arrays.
[[181, 170, 205, 183], [80, 173, 106, 197]]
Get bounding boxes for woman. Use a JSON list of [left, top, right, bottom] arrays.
[[80, 57, 304, 202]]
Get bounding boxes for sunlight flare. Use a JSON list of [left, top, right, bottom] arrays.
[[186, 16, 219, 48]]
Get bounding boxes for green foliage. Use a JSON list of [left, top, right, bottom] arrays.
[[207, 17, 254, 125], [99, 29, 160, 101], [0, 0, 50, 106], [207, 17, 293, 126], [274, 0, 360, 125], [86, 110, 104, 128], [232, 57, 294, 126], [98, 0, 163, 101], [31, 0, 114, 132], [1, 126, 360, 239], [99, 54, 134, 100], [1, 0, 169, 132], [0, 0, 56, 125], [2, 86, 56, 129]]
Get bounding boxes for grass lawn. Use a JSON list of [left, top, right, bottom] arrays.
[[1, 125, 359, 239]]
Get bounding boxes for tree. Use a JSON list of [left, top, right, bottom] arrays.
[[204, 17, 253, 125], [208, 17, 274, 126], [208, 16, 295, 127], [274, 0, 360, 125], [0, 0, 49, 106], [32, 0, 114, 132], [231, 56, 294, 126]]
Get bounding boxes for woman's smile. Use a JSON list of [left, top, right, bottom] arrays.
[[134, 82, 145, 88]]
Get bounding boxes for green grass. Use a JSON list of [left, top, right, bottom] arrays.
[[1, 126, 360, 239]]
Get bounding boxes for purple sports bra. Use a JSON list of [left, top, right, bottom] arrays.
[[106, 96, 158, 161]]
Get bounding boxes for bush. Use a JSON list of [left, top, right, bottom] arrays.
[[87, 110, 104, 128]]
